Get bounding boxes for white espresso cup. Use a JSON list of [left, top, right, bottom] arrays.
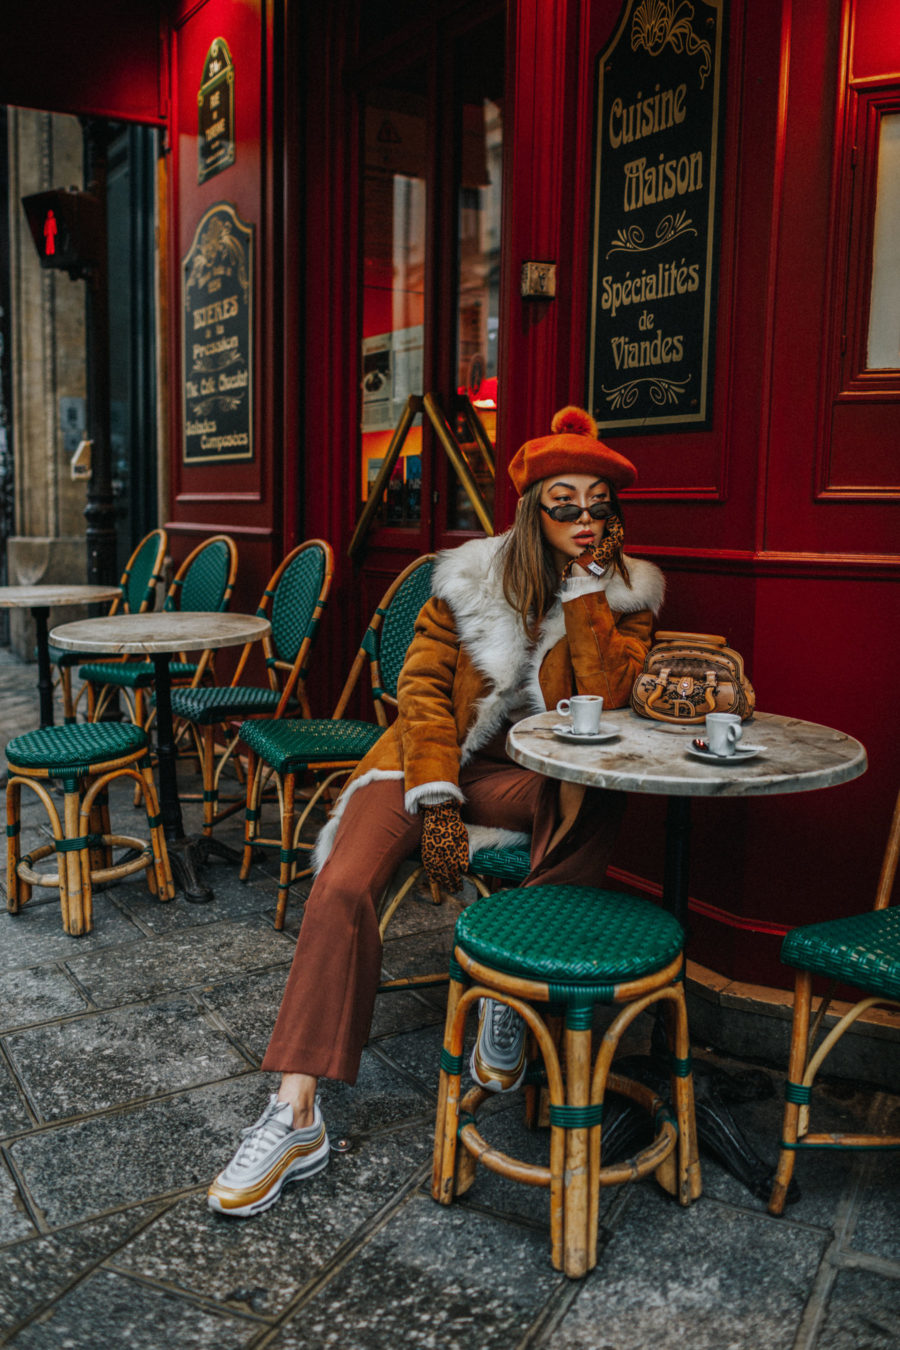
[[705, 712, 743, 757], [557, 695, 604, 735]]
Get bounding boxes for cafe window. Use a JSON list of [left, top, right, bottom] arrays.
[[865, 110, 900, 370], [839, 88, 900, 389], [355, 7, 504, 547]]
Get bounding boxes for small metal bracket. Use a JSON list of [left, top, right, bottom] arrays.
[[521, 261, 557, 299]]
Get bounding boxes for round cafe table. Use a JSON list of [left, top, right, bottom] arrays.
[[0, 584, 123, 728], [49, 611, 271, 902], [506, 706, 867, 1200]]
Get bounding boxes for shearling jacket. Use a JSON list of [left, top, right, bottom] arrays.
[[313, 532, 664, 869]]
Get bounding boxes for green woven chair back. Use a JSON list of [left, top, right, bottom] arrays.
[[375, 558, 434, 701], [165, 536, 236, 613], [122, 528, 166, 613], [270, 544, 327, 665]]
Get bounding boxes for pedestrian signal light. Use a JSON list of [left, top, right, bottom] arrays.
[[20, 188, 101, 277]]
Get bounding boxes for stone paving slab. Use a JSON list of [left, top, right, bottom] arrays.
[[6, 1267, 255, 1350], [0, 965, 89, 1033], [270, 1190, 563, 1349], [0, 1059, 33, 1137], [4, 995, 252, 1122], [0, 898, 144, 975], [545, 1185, 828, 1350], [8, 1076, 267, 1228], [815, 1267, 900, 1349], [0, 1204, 160, 1334], [60, 915, 293, 1008], [113, 1123, 433, 1318]]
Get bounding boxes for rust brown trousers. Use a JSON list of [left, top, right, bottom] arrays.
[[262, 733, 625, 1084]]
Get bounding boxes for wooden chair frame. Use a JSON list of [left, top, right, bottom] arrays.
[[177, 539, 335, 836], [239, 553, 435, 929], [768, 789, 900, 1215]]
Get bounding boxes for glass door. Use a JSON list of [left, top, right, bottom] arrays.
[[354, 6, 505, 554]]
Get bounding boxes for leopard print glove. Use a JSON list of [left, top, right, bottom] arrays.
[[420, 801, 469, 892], [562, 514, 624, 580]]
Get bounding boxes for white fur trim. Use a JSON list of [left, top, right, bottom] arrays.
[[311, 768, 404, 873], [466, 825, 530, 861], [404, 780, 466, 814]]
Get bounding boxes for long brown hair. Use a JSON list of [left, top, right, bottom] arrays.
[[500, 480, 629, 640]]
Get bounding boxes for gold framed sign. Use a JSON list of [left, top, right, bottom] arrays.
[[587, 0, 726, 433], [182, 203, 254, 465], [198, 38, 235, 184]]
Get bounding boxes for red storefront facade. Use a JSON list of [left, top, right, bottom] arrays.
[[3, 0, 898, 988]]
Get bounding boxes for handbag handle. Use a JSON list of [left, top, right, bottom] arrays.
[[653, 630, 728, 646]]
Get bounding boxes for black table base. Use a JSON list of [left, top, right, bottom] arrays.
[[653, 797, 795, 1204]]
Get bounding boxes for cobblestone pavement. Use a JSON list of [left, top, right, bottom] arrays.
[[0, 647, 897, 1348]]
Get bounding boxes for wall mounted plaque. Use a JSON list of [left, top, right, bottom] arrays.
[[182, 203, 254, 464], [587, 0, 726, 433], [198, 37, 235, 184]]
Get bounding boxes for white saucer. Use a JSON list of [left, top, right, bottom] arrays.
[[686, 744, 766, 764], [552, 725, 619, 745]]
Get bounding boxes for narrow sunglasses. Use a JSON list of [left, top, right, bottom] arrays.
[[539, 501, 613, 523]]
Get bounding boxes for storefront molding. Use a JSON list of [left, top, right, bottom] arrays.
[[629, 545, 900, 581]]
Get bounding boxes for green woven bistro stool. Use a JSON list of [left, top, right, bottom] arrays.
[[432, 884, 702, 1279], [5, 723, 174, 936]]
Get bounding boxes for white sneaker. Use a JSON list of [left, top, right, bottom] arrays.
[[469, 998, 527, 1094], [207, 1094, 330, 1217]]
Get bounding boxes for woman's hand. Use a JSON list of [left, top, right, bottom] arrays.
[[420, 802, 469, 892], [562, 514, 624, 580]]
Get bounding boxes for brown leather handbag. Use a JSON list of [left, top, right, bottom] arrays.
[[630, 631, 756, 725]]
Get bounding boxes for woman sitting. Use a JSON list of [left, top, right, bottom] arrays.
[[208, 405, 664, 1217]]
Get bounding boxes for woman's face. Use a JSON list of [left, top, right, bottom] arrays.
[[538, 473, 611, 574]]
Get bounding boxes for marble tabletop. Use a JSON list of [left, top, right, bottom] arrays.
[[0, 584, 122, 609], [49, 611, 270, 656], [507, 708, 867, 798]]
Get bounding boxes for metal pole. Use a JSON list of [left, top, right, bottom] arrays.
[[80, 118, 117, 586]]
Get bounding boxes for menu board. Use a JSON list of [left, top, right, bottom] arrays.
[[182, 203, 254, 464], [587, 0, 726, 433]]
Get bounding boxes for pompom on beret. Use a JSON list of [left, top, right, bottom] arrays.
[[507, 405, 638, 495]]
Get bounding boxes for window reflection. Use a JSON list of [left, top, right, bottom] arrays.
[[359, 88, 426, 523], [450, 87, 503, 531]]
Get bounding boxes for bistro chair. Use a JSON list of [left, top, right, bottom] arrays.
[[432, 883, 701, 1278], [78, 534, 239, 728], [6, 721, 174, 936], [377, 844, 532, 993], [238, 553, 435, 929], [768, 788, 900, 1216], [48, 527, 168, 724], [169, 539, 334, 836]]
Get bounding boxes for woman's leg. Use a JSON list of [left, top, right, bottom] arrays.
[[262, 775, 422, 1092]]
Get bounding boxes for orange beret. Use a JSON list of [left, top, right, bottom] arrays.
[[508, 406, 638, 495]]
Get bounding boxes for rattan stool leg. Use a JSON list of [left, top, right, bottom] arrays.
[[768, 970, 812, 1215], [665, 985, 702, 1204], [563, 1018, 593, 1278], [275, 770, 297, 930], [140, 760, 174, 901], [432, 974, 470, 1205], [6, 780, 26, 913], [240, 751, 260, 881], [201, 725, 216, 836], [62, 785, 88, 936]]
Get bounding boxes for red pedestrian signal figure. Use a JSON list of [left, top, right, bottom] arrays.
[[43, 209, 58, 256]]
